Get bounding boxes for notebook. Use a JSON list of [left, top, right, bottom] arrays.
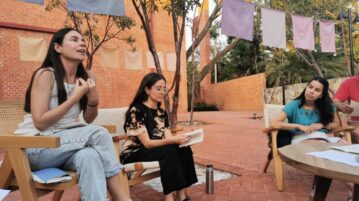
[[32, 168, 72, 184], [179, 128, 204, 147], [331, 144, 359, 155]]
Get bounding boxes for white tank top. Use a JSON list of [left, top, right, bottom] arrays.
[[15, 69, 81, 136]]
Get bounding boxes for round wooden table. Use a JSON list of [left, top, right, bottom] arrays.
[[279, 143, 359, 201]]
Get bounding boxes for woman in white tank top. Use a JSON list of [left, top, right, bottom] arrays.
[[16, 28, 131, 201]]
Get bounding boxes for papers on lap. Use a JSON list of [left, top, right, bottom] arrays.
[[350, 101, 359, 121], [57, 122, 87, 129], [179, 128, 204, 147], [0, 189, 10, 200], [32, 168, 72, 184]]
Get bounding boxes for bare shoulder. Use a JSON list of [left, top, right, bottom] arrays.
[[33, 68, 54, 86]]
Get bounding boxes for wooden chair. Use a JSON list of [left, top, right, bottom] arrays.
[[0, 103, 127, 200], [262, 104, 354, 192], [0, 101, 80, 201], [91, 108, 161, 197]]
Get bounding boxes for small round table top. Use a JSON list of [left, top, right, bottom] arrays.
[[279, 143, 359, 184]]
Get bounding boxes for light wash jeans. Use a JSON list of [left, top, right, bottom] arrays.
[[26, 124, 123, 201]]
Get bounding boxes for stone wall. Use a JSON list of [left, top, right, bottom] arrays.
[[265, 77, 348, 104]]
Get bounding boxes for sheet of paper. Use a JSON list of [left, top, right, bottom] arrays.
[[0, 189, 10, 200], [331, 144, 359, 154], [179, 129, 204, 147], [307, 150, 359, 167], [350, 101, 359, 116]]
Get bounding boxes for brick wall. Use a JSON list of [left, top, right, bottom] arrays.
[[0, 0, 187, 112], [203, 73, 266, 111]]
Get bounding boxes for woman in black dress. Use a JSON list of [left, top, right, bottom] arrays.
[[120, 73, 197, 201]]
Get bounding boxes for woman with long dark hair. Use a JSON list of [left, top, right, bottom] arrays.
[[120, 72, 198, 201], [15, 28, 131, 201], [272, 76, 347, 144]]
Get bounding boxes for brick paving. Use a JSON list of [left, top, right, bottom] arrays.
[[2, 111, 352, 201]]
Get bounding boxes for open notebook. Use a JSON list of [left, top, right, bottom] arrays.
[[179, 128, 204, 147]]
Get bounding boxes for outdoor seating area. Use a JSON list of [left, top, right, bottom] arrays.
[[0, 110, 354, 201], [1, 1, 359, 201]]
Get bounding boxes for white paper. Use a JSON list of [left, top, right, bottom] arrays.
[[179, 129, 204, 147], [331, 144, 359, 154], [350, 101, 359, 116], [307, 150, 359, 167], [57, 122, 87, 129], [0, 189, 10, 200]]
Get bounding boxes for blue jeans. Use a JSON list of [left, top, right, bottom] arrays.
[[26, 124, 123, 201]]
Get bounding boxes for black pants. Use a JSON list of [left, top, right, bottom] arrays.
[[122, 144, 198, 195]]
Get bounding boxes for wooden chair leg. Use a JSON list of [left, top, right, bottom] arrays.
[[0, 153, 14, 189], [7, 148, 38, 201], [119, 170, 130, 197], [52, 190, 64, 201], [263, 158, 272, 173], [273, 153, 283, 191]]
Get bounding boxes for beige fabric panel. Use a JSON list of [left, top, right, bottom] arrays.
[[146, 51, 164, 69], [100, 47, 120, 69], [124, 50, 142, 70], [18, 37, 47, 61]]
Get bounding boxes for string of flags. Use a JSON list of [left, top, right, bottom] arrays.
[[221, 0, 337, 53], [17, 0, 126, 16]]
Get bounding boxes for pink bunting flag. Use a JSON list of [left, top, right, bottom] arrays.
[[319, 20, 336, 53], [261, 8, 286, 49], [292, 15, 315, 50], [221, 0, 255, 41]]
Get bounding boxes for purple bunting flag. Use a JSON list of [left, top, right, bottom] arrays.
[[221, 0, 255, 41], [292, 15, 315, 50], [319, 20, 336, 53], [261, 8, 286, 49]]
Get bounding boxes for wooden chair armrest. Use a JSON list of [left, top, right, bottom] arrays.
[[112, 135, 128, 142], [0, 135, 60, 148], [263, 123, 282, 133], [329, 126, 355, 134], [101, 125, 117, 134]]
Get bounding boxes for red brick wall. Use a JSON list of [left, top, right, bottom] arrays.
[[204, 73, 266, 111], [0, 0, 187, 112]]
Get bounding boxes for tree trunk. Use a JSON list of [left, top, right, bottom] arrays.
[[340, 21, 351, 76]]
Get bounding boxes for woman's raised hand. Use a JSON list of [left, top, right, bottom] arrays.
[[86, 78, 99, 105], [73, 78, 89, 101]]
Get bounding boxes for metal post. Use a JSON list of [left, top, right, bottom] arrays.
[[348, 7, 355, 76], [214, 63, 217, 84]]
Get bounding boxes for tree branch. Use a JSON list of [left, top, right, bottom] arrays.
[[198, 38, 240, 82]]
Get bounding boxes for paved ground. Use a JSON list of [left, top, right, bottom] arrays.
[[2, 111, 352, 201]]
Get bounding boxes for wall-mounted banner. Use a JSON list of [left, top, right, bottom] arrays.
[[68, 0, 125, 16]]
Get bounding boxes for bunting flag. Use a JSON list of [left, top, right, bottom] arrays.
[[221, 0, 255, 41], [125, 50, 143, 70], [261, 8, 286, 49], [319, 20, 336, 53], [166, 53, 176, 71], [292, 15, 315, 50], [18, 37, 47, 61], [100, 47, 119, 69], [67, 0, 125, 16], [17, 0, 44, 4], [146, 51, 164, 69]]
